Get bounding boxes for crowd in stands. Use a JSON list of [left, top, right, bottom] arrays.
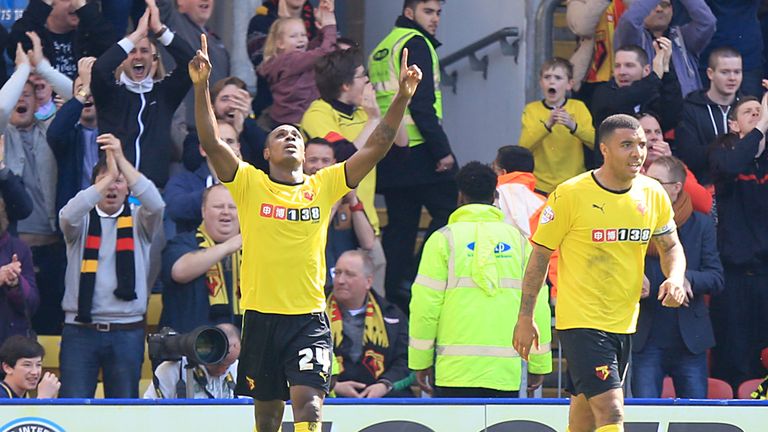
[[0, 0, 766, 402]]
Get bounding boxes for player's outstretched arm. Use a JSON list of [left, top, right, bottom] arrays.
[[191, 34, 239, 182], [344, 48, 422, 188], [513, 243, 554, 361], [653, 230, 688, 308]]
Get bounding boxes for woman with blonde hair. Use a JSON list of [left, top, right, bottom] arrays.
[[257, 0, 338, 126]]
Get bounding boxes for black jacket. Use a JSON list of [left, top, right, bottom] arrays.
[[590, 71, 682, 166], [376, 16, 456, 189], [635, 211, 724, 354], [0, 166, 32, 234], [709, 129, 768, 268], [91, 35, 195, 187], [46, 97, 91, 214], [334, 292, 410, 395], [8, 0, 115, 79], [675, 89, 742, 185]]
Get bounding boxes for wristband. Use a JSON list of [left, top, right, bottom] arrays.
[[155, 25, 168, 38], [349, 200, 365, 212]]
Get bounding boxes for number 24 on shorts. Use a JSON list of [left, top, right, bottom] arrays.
[[298, 347, 331, 373]]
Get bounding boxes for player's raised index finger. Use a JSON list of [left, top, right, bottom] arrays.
[[200, 33, 208, 55], [401, 48, 409, 72]]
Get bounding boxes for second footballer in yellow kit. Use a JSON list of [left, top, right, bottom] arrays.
[[514, 114, 688, 432]]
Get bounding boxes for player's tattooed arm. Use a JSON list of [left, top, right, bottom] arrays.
[[513, 243, 553, 360], [653, 229, 686, 284], [653, 229, 688, 308], [345, 48, 422, 188], [519, 244, 554, 317]]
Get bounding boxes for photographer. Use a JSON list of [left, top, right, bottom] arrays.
[[144, 323, 241, 399]]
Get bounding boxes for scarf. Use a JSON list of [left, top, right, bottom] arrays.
[[195, 224, 242, 318], [76, 204, 136, 323], [647, 191, 693, 257], [327, 292, 389, 378]]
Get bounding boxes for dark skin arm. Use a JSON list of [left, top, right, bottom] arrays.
[[344, 48, 422, 188], [512, 243, 554, 361], [652, 229, 687, 307], [190, 34, 240, 182]]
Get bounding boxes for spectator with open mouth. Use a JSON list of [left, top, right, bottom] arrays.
[[1, 34, 72, 336], [7, 0, 116, 80], [47, 56, 101, 217], [519, 57, 595, 196], [91, 0, 195, 189]]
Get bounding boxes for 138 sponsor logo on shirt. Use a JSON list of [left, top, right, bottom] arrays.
[[260, 203, 321, 222], [591, 228, 651, 243]]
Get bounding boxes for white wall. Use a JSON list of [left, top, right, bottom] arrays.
[[364, 0, 529, 167]]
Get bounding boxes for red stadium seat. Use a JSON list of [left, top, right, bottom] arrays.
[[661, 376, 675, 398], [707, 378, 733, 399], [737, 379, 763, 399], [660, 377, 734, 399]]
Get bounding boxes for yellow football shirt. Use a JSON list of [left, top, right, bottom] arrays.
[[532, 172, 675, 333], [301, 98, 380, 234], [224, 161, 351, 314]]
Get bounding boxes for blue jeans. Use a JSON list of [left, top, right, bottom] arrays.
[[59, 325, 144, 398], [631, 344, 708, 398]]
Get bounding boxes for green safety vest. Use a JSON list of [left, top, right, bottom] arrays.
[[408, 204, 553, 391], [368, 27, 443, 147]]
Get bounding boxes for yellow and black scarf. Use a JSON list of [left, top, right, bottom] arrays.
[[327, 292, 389, 378], [76, 204, 135, 323], [196, 224, 242, 318]]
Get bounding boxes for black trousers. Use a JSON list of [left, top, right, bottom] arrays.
[[30, 242, 67, 335], [381, 181, 457, 314], [434, 386, 519, 398], [710, 267, 768, 389]]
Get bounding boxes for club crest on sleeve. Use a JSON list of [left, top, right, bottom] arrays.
[[540, 206, 555, 224]]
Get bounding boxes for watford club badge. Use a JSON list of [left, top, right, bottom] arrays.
[[304, 190, 315, 201], [595, 365, 610, 381]]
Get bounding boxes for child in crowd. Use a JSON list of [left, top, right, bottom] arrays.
[[0, 335, 59, 399], [257, 0, 337, 126], [518, 58, 595, 195]]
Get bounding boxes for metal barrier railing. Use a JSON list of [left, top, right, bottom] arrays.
[[440, 27, 521, 94]]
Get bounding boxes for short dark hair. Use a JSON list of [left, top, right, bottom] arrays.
[[729, 96, 759, 121], [708, 46, 742, 70], [210, 76, 248, 104], [650, 155, 687, 184], [616, 44, 649, 67], [0, 335, 44, 379], [540, 57, 573, 79], [599, 114, 641, 143], [635, 111, 662, 126], [334, 37, 359, 50], [456, 161, 497, 204], [495, 145, 534, 173], [403, 0, 444, 11], [314, 48, 363, 101], [306, 137, 335, 153]]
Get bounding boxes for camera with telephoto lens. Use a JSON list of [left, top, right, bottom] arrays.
[[147, 326, 229, 366]]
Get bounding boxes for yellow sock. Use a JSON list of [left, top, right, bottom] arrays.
[[595, 424, 623, 432], [294, 422, 320, 432]]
